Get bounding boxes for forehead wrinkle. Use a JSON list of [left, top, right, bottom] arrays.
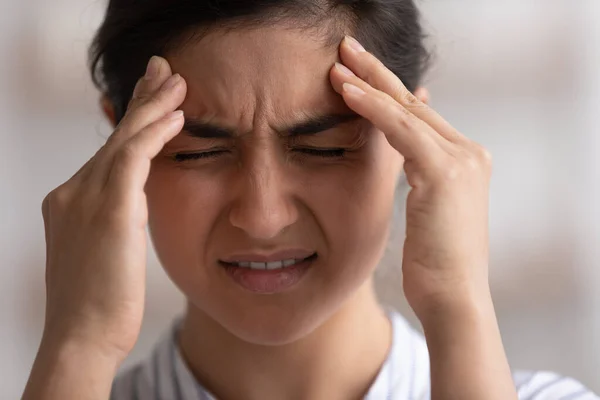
[[173, 25, 341, 136]]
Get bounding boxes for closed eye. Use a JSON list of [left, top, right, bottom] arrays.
[[172, 150, 229, 162], [294, 148, 346, 158], [172, 148, 346, 162]]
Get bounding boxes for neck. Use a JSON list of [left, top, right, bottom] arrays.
[[179, 280, 392, 400]]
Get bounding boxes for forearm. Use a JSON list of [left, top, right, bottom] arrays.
[[421, 292, 518, 400], [23, 336, 119, 400]]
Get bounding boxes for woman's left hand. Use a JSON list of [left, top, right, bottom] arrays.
[[330, 35, 516, 400], [330, 36, 493, 319]]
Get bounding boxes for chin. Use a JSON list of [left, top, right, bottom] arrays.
[[177, 253, 382, 346], [226, 321, 317, 346], [215, 298, 336, 346]]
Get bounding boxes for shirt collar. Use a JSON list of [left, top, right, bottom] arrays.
[[148, 310, 427, 400]]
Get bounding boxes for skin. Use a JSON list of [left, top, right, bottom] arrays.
[[148, 28, 402, 350], [23, 26, 517, 400]]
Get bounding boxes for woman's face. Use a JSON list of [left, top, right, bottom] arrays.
[[144, 26, 403, 344]]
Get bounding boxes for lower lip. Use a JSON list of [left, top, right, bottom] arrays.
[[222, 258, 314, 294]]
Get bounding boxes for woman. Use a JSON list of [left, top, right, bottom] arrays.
[[23, 0, 598, 399]]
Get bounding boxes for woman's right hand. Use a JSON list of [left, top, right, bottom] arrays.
[[39, 56, 186, 363]]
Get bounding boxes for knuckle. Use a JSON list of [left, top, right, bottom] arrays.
[[466, 143, 493, 169], [393, 103, 415, 129], [146, 90, 166, 107], [402, 90, 421, 107], [430, 153, 464, 184], [116, 143, 139, 165], [431, 146, 492, 188], [126, 92, 154, 116], [477, 145, 493, 165], [131, 95, 163, 120], [41, 195, 50, 217], [44, 187, 70, 213], [465, 154, 480, 171], [440, 162, 462, 182]]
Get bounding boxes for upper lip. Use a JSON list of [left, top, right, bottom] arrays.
[[220, 249, 316, 263]]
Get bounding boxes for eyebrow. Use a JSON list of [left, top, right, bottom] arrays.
[[181, 113, 361, 139]]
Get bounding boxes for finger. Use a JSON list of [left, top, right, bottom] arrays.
[[330, 61, 456, 154], [338, 36, 466, 144], [99, 56, 175, 166], [89, 73, 187, 188], [105, 110, 185, 201], [114, 72, 186, 145], [127, 56, 172, 111], [329, 59, 451, 158], [336, 77, 446, 164]]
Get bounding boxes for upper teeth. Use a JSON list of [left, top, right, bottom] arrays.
[[234, 259, 300, 270]]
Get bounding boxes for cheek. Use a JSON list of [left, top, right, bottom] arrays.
[[144, 134, 401, 288], [301, 132, 402, 271], [145, 166, 225, 286]]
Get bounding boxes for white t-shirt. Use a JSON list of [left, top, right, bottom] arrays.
[[110, 311, 598, 400]]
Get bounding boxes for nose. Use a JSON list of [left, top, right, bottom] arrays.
[[228, 146, 299, 240]]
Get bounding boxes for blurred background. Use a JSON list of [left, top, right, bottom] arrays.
[[1, 0, 598, 397]]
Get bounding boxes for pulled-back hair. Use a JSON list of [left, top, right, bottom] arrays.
[[89, 0, 431, 122]]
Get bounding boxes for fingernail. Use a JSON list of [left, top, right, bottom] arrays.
[[168, 110, 184, 120], [343, 82, 366, 96], [345, 36, 366, 53], [162, 74, 181, 90], [335, 62, 355, 76], [145, 56, 161, 79]]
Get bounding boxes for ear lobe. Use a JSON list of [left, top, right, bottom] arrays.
[[413, 87, 430, 105], [101, 95, 117, 127]]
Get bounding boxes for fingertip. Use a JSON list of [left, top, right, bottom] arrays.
[[163, 110, 185, 138], [132, 56, 174, 99], [329, 63, 347, 94], [343, 35, 366, 53], [338, 35, 366, 69], [343, 82, 366, 97], [167, 110, 184, 121], [144, 56, 162, 80]]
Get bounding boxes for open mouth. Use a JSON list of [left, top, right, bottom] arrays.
[[219, 253, 317, 293], [219, 253, 318, 271]]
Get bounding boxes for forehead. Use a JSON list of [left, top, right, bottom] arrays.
[[167, 26, 346, 130]]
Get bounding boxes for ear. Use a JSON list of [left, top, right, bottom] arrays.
[[413, 87, 430, 105], [101, 95, 118, 127]]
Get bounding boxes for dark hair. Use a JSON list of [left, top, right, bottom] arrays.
[[89, 0, 431, 123]]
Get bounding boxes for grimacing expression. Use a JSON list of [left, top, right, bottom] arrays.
[[144, 26, 403, 345]]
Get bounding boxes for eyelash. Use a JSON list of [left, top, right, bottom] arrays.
[[294, 148, 346, 158], [173, 151, 227, 162], [172, 148, 346, 162]]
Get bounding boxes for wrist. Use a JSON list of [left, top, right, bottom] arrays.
[[41, 317, 135, 365], [415, 284, 496, 336], [39, 325, 127, 369], [23, 335, 121, 400], [38, 334, 123, 372], [416, 288, 517, 400]]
